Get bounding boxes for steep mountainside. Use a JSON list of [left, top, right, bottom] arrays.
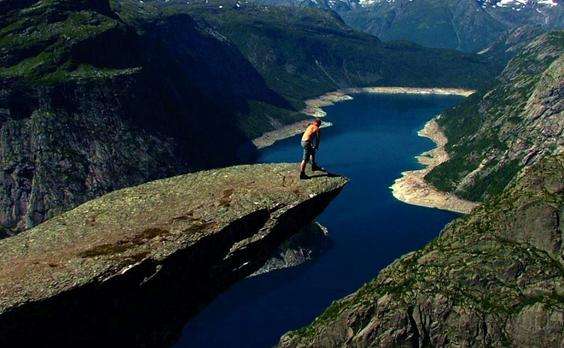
[[278, 30, 563, 348], [261, 0, 563, 52], [0, 164, 347, 347], [426, 30, 563, 201], [179, 0, 496, 105], [0, 0, 300, 234], [479, 24, 546, 68], [0, 0, 497, 235], [279, 154, 563, 347]]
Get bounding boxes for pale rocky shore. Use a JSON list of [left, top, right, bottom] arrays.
[[303, 91, 354, 117], [254, 87, 475, 149], [253, 120, 332, 149], [390, 119, 479, 214], [343, 86, 475, 97], [303, 87, 475, 117]]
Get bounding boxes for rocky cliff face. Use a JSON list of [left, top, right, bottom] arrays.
[[426, 30, 563, 202], [0, 163, 347, 347], [279, 154, 562, 348]]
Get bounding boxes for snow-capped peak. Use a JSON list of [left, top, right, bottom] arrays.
[[478, 0, 558, 9], [353, 0, 559, 9]]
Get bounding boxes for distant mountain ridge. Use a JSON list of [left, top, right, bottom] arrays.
[[259, 0, 563, 52]]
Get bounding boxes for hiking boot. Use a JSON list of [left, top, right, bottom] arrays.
[[299, 172, 309, 180], [311, 164, 325, 172]]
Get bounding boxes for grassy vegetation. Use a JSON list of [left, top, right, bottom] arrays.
[[0, 0, 132, 83]]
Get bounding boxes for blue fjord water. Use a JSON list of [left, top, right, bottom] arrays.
[[174, 93, 463, 348]]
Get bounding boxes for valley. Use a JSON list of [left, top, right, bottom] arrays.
[[0, 0, 561, 347], [0, 0, 495, 234], [279, 25, 563, 348], [175, 93, 464, 348]]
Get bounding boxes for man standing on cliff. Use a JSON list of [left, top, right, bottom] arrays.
[[299, 119, 324, 179]]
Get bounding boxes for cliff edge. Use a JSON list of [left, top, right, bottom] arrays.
[[0, 163, 347, 347]]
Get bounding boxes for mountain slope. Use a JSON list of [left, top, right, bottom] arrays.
[[478, 24, 546, 68], [279, 154, 563, 347], [173, 0, 497, 106], [426, 30, 563, 201]]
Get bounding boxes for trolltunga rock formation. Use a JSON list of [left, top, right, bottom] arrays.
[[0, 163, 347, 347]]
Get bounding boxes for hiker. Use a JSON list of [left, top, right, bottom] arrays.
[[299, 119, 324, 179]]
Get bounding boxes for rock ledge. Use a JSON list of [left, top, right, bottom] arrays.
[[0, 163, 347, 347]]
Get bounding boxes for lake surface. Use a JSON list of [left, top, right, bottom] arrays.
[[174, 93, 463, 348]]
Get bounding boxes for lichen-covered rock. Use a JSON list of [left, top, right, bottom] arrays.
[[278, 155, 562, 348], [0, 163, 347, 347]]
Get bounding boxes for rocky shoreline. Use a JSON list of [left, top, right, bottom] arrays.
[[303, 92, 354, 117], [390, 119, 479, 214], [253, 87, 475, 149], [303, 87, 475, 117]]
